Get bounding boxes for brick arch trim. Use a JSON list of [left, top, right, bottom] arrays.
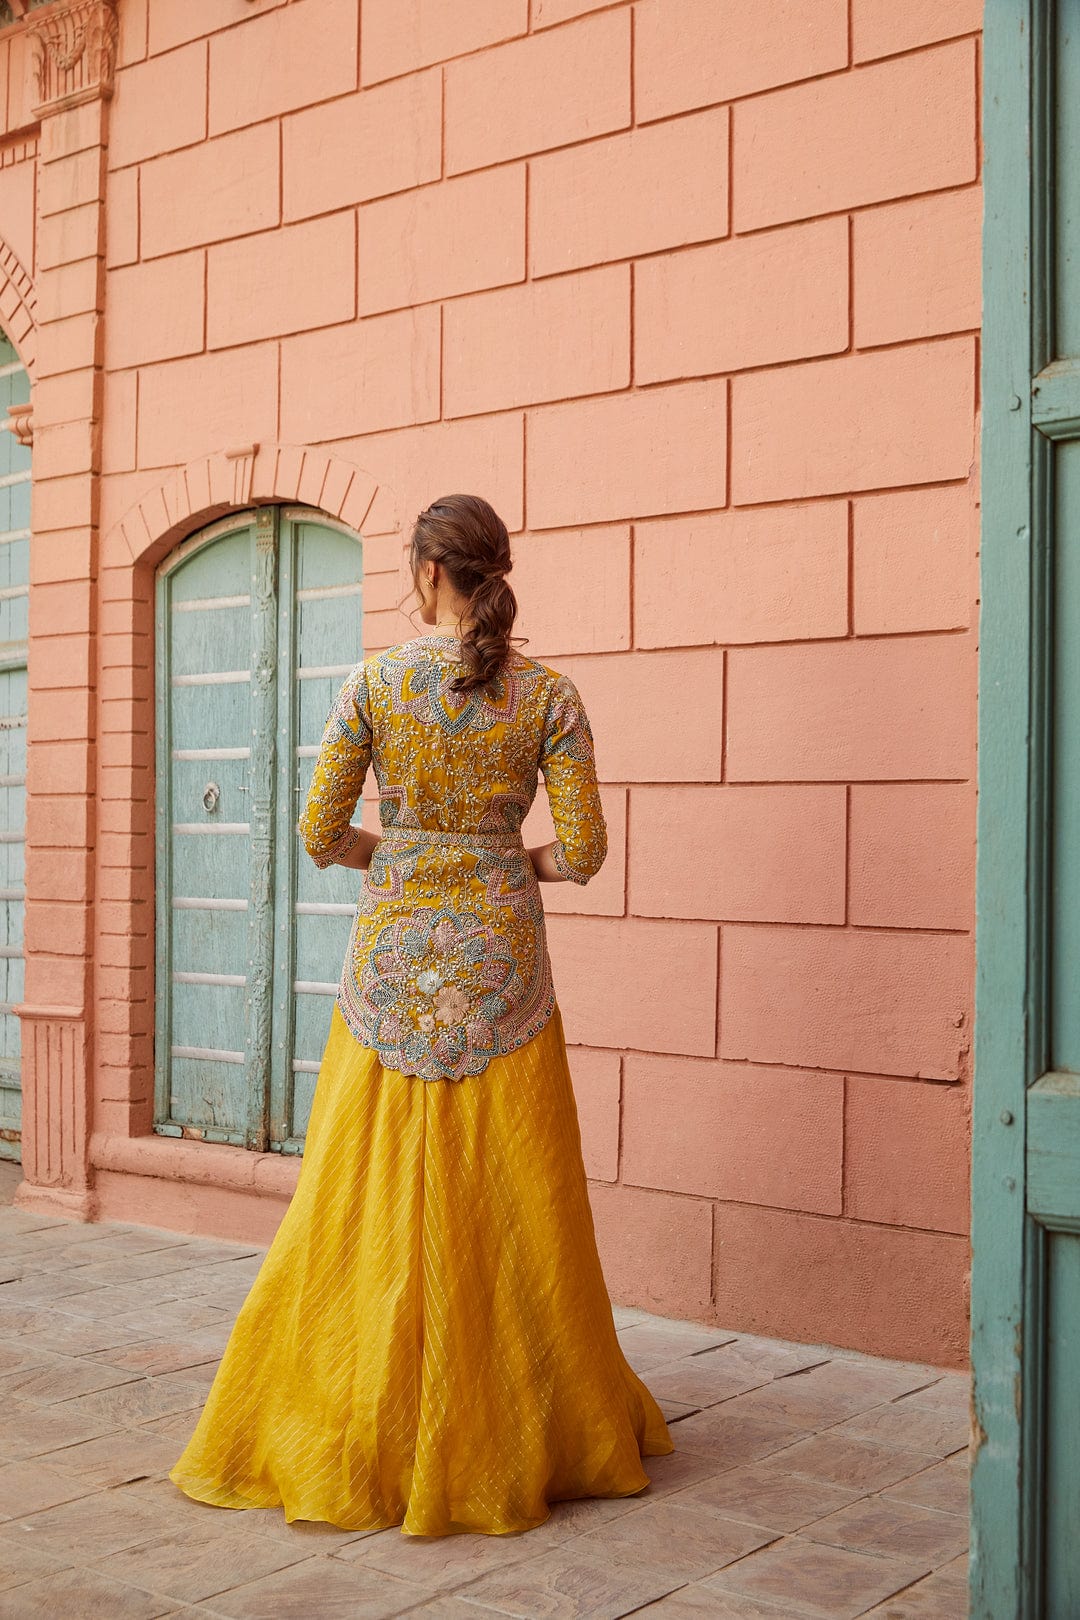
[[0, 234, 37, 378], [108, 442, 402, 569]]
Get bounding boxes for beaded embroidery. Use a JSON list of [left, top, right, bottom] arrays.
[[298, 633, 607, 1082]]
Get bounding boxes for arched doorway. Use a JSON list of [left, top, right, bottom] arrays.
[[0, 332, 30, 1165], [154, 504, 365, 1153]]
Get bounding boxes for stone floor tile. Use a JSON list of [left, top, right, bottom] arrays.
[[883, 1457, 970, 1518], [247, 1499, 384, 1552], [389, 1599, 499, 1617], [0, 1274, 108, 1309], [115, 1304, 233, 1340], [610, 1306, 651, 1329], [655, 1397, 698, 1423], [718, 1335, 835, 1371], [0, 1350, 142, 1406], [0, 1458, 100, 1518], [765, 1430, 937, 1493], [10, 1485, 166, 1561], [143, 1411, 210, 1447], [710, 1381, 868, 1433], [831, 1401, 970, 1459], [895, 1377, 970, 1418], [0, 1531, 71, 1592], [55, 1280, 204, 1320], [477, 1491, 647, 1553], [0, 1304, 57, 1338], [802, 1494, 969, 1565], [26, 1225, 181, 1254], [702, 1536, 932, 1620], [935, 1552, 970, 1584], [570, 1496, 777, 1581], [0, 1564, 178, 1619], [861, 1564, 970, 1619], [664, 1403, 806, 1468], [0, 1209, 68, 1238], [617, 1322, 737, 1371], [86, 1524, 314, 1609], [0, 1338, 54, 1377], [721, 1362, 942, 1435], [778, 1358, 943, 1404], [631, 1586, 807, 1618], [668, 1458, 863, 1532], [0, 1403, 120, 1461], [82, 1339, 220, 1383], [45, 1428, 191, 1489], [338, 1513, 555, 1590], [445, 1543, 684, 1618], [642, 1357, 777, 1409], [173, 1551, 430, 1617], [70, 1249, 248, 1290], [126, 1477, 280, 1541], [46, 1371, 208, 1430], [14, 1317, 153, 1358], [609, 1447, 720, 1502]]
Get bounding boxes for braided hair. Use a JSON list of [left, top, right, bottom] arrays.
[[406, 494, 523, 695]]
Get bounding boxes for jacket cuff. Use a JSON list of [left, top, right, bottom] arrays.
[[552, 837, 591, 886], [308, 823, 362, 870]]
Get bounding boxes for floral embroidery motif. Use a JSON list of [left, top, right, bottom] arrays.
[[377, 637, 545, 738], [297, 633, 606, 1082], [338, 904, 553, 1083]]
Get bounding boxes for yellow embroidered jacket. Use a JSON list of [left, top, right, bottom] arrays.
[[297, 633, 607, 1082]]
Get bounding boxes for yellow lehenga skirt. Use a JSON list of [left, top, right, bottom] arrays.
[[167, 1000, 674, 1536]]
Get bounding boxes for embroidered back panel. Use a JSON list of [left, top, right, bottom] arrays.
[[298, 635, 607, 1081]]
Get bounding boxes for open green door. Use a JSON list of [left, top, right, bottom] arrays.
[[154, 505, 365, 1153], [973, 3, 1080, 1612]]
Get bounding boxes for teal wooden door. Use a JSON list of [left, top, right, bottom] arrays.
[[155, 505, 364, 1152], [0, 336, 30, 1164], [974, 4, 1080, 1613]]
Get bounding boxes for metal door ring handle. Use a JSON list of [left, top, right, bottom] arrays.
[[203, 782, 220, 813]]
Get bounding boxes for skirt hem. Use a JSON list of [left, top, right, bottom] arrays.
[[168, 1435, 675, 1538]]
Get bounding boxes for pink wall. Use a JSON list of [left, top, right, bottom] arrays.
[[6, 0, 982, 1367]]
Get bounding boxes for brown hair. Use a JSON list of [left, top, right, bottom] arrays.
[[405, 493, 524, 695]]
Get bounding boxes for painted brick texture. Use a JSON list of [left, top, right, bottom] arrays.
[[0, 0, 981, 1366]]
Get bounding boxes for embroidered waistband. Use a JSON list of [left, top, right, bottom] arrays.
[[377, 826, 525, 850]]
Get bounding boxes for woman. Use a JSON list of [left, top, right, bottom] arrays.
[[168, 493, 674, 1536]]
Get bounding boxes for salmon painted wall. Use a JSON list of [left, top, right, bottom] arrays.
[[5, 0, 982, 1367]]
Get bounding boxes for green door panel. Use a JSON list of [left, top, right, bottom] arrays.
[[0, 335, 31, 1165], [974, 3, 1080, 1614], [155, 506, 364, 1152], [270, 512, 367, 1149]]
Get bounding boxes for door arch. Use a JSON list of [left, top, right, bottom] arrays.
[[154, 504, 366, 1153]]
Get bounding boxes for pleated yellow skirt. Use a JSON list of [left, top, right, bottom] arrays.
[[167, 1000, 674, 1536]]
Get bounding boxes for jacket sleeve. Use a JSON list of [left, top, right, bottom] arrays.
[[297, 662, 373, 869], [539, 672, 608, 885]]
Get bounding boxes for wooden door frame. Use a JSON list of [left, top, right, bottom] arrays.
[[153, 503, 366, 1154], [971, 2, 1050, 1613]]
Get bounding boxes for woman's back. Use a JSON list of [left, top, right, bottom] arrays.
[[171, 498, 674, 1540], [299, 632, 607, 1082]]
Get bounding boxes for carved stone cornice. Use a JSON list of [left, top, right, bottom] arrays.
[[29, 0, 119, 116]]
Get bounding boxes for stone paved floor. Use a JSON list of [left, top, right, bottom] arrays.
[[0, 1164, 970, 1619]]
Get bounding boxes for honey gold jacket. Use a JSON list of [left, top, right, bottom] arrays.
[[297, 633, 607, 1082]]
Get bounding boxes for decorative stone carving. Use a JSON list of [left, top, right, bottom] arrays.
[[7, 401, 32, 447], [29, 0, 119, 115]]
